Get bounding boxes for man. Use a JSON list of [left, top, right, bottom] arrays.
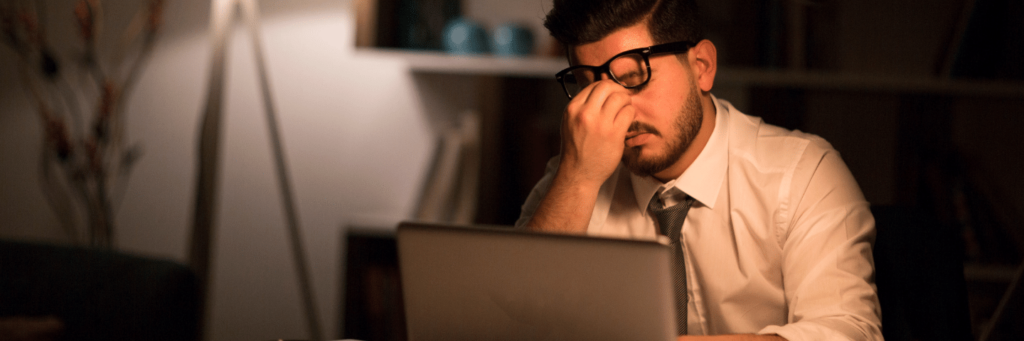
[[514, 0, 883, 340]]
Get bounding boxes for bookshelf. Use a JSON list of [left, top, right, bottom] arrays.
[[355, 48, 564, 78], [357, 48, 1024, 98]]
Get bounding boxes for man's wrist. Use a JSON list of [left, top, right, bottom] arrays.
[[526, 167, 606, 233], [552, 162, 608, 192]]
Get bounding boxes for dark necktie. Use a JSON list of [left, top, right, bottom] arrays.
[[648, 191, 695, 335]]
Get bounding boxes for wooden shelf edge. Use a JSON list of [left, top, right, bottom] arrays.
[[355, 48, 566, 78], [718, 68, 1024, 98], [354, 49, 1024, 98]]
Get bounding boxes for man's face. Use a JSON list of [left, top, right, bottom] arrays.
[[572, 23, 704, 178]]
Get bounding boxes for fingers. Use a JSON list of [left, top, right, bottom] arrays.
[[569, 80, 633, 128], [613, 103, 635, 133], [578, 80, 629, 111], [557, 80, 635, 187], [601, 90, 632, 119]]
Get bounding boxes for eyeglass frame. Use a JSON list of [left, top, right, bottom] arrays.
[[555, 40, 698, 99]]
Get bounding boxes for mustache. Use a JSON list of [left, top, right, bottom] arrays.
[[628, 121, 661, 137]]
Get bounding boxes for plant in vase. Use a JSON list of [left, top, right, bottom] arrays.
[[1, 0, 165, 248]]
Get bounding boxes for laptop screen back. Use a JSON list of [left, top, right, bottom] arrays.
[[396, 222, 676, 341]]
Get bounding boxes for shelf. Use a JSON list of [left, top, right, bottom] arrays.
[[718, 68, 1024, 98], [355, 48, 566, 78], [356, 48, 1024, 98]]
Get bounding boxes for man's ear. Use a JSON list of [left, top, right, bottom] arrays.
[[689, 40, 717, 93]]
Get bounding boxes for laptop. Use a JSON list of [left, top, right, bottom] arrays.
[[396, 221, 677, 341]]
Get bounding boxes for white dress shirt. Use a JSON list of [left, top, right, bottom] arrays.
[[515, 96, 883, 341]]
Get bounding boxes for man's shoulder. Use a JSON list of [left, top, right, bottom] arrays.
[[724, 103, 835, 170]]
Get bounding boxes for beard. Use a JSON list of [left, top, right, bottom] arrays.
[[621, 85, 704, 178]]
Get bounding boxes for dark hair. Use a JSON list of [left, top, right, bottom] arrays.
[[544, 0, 703, 46]]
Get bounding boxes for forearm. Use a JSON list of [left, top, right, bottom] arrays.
[[524, 169, 602, 233], [680, 334, 787, 341], [524, 80, 635, 233]]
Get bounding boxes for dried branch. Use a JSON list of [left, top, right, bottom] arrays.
[[1, 0, 165, 247]]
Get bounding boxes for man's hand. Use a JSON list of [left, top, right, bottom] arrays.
[[556, 80, 636, 189], [525, 80, 635, 233]]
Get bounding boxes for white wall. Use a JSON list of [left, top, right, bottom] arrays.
[[0, 1, 436, 340]]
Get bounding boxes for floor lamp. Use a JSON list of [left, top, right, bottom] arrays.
[[189, 0, 323, 339]]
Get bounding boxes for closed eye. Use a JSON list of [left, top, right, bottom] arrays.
[[615, 71, 646, 87], [629, 82, 648, 93]]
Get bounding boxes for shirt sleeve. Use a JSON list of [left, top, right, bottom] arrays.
[[757, 148, 883, 341], [514, 156, 561, 229]]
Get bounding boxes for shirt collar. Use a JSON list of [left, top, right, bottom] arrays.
[[632, 94, 730, 214]]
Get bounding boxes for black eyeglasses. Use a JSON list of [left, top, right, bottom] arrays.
[[555, 40, 696, 99]]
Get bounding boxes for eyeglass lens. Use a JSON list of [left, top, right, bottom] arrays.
[[563, 52, 649, 98]]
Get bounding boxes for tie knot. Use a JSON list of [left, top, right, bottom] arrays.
[[648, 191, 695, 238], [652, 187, 692, 207]]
